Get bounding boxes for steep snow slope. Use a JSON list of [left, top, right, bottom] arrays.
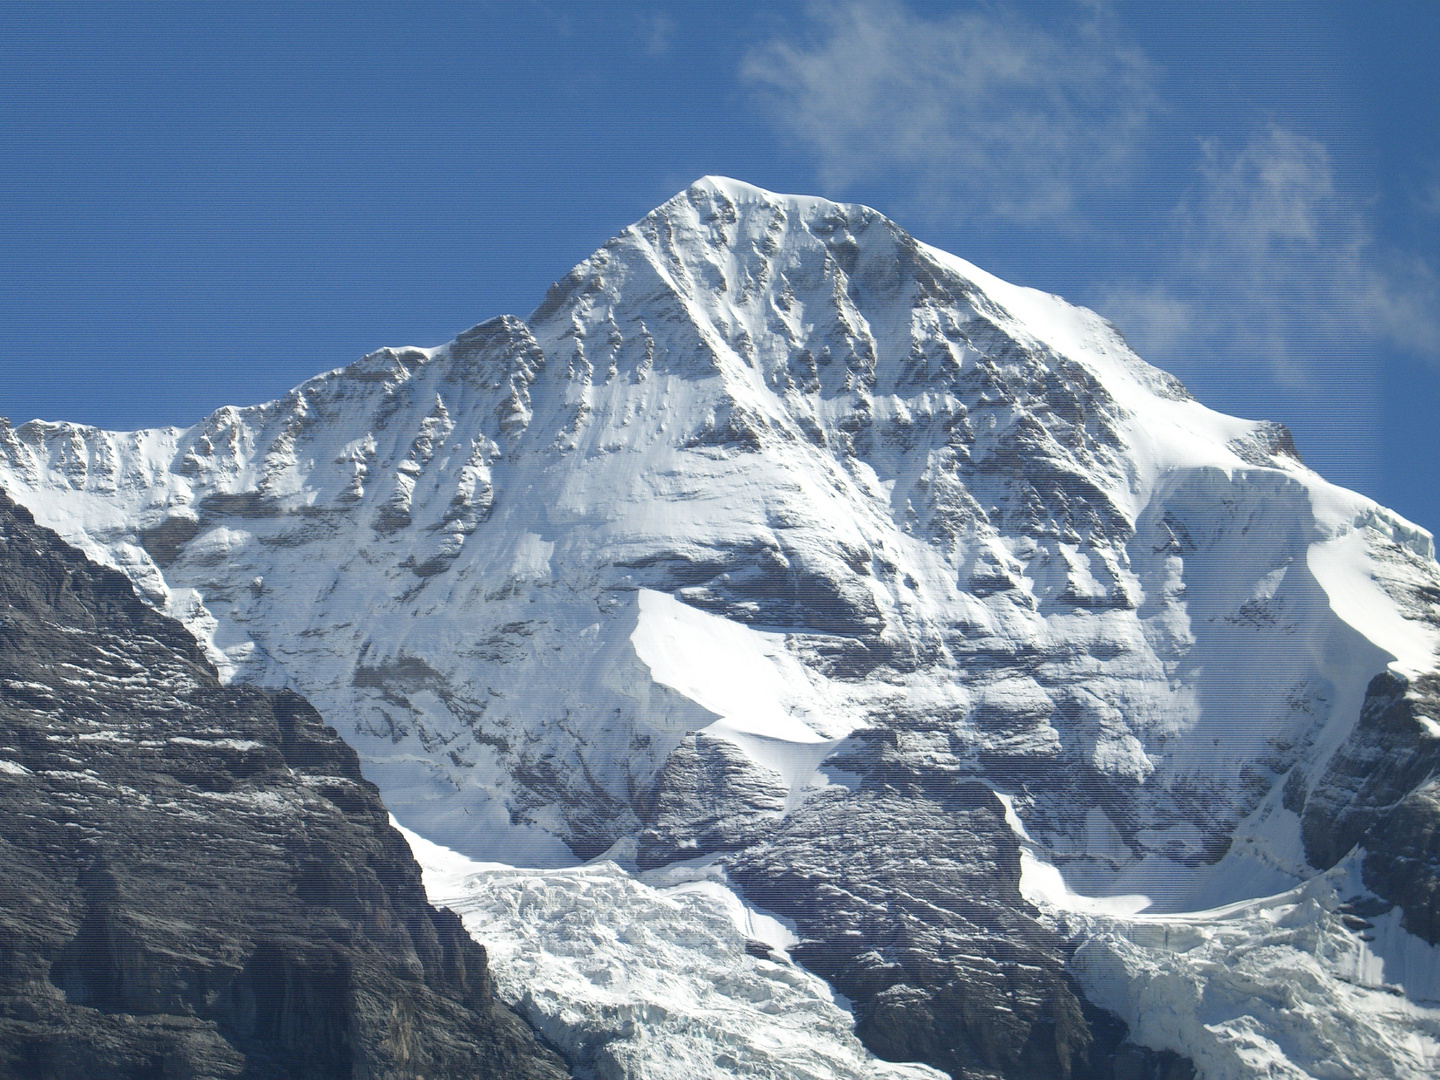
[[2, 177, 1438, 1077]]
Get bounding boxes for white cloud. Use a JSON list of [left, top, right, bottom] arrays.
[[743, 4, 1439, 385], [1094, 283, 1195, 366], [1415, 160, 1440, 220], [638, 11, 675, 57], [741, 1, 1156, 225], [1099, 127, 1440, 384]]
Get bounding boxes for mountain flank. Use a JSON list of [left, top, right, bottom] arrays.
[[0, 489, 569, 1079]]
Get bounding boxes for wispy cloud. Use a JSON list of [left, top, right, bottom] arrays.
[[1416, 166, 1440, 220], [638, 11, 675, 58], [741, 1, 1157, 225], [1099, 128, 1440, 384], [744, 2, 1440, 389]]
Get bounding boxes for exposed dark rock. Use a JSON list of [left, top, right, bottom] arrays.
[[137, 516, 203, 567], [198, 492, 285, 518], [0, 490, 569, 1080], [726, 784, 1191, 1080], [1301, 671, 1440, 870], [637, 732, 788, 868], [1363, 776, 1440, 945], [1227, 421, 1303, 466], [1293, 669, 1440, 947]]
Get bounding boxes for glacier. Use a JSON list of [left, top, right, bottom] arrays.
[[1, 176, 1437, 1078], [401, 821, 947, 1080]]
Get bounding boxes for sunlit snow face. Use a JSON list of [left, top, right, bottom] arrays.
[[2, 180, 1434, 881], [2, 175, 1439, 1080]]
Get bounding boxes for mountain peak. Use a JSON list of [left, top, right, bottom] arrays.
[[687, 174, 776, 201], [2, 180, 1439, 1080], [681, 174, 865, 214]]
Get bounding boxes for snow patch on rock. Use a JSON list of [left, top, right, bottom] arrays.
[[631, 588, 852, 806]]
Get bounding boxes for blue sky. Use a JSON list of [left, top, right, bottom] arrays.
[[2, 1, 1437, 534]]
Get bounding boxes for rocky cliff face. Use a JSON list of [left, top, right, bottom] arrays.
[[2, 177, 1438, 1078], [0, 490, 568, 1079], [1332, 671, 1440, 946], [728, 782, 1162, 1080]]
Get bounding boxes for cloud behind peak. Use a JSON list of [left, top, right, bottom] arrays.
[[741, 1, 1157, 225]]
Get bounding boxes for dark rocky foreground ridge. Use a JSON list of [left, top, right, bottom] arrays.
[[0, 489, 569, 1079]]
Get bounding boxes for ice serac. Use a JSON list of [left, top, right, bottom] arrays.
[[2, 176, 1438, 1077], [0, 491, 568, 1080]]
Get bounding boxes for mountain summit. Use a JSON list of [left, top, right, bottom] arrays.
[[3, 179, 1438, 1078]]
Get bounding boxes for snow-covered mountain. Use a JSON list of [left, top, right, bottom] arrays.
[[3, 177, 1438, 1078]]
